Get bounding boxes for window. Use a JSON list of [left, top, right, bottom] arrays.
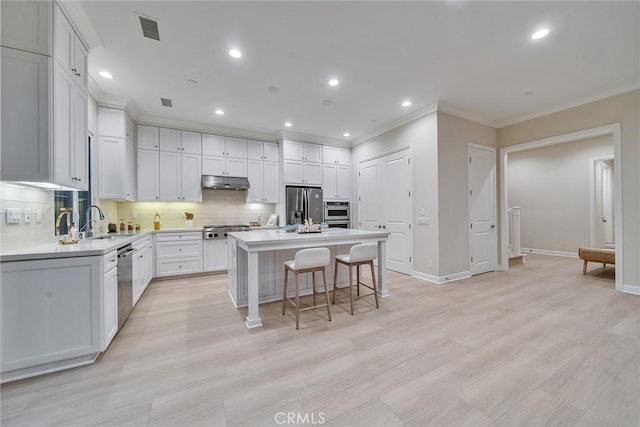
[[53, 137, 92, 235]]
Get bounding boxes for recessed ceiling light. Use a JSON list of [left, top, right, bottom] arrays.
[[343, 132, 350, 137], [531, 28, 550, 40], [215, 109, 224, 115], [328, 78, 339, 86], [284, 122, 292, 127], [401, 100, 412, 107], [228, 48, 242, 59], [99, 71, 113, 79]]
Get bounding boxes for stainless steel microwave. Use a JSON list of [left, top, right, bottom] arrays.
[[324, 201, 350, 221]]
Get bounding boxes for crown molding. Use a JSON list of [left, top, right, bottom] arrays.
[[436, 101, 496, 127], [134, 115, 278, 142], [278, 131, 348, 147], [494, 84, 640, 128], [352, 102, 439, 146], [57, 0, 104, 50]]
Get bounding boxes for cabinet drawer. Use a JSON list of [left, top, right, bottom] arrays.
[[156, 241, 202, 259], [155, 232, 201, 242], [103, 250, 117, 273], [156, 258, 202, 277], [132, 234, 153, 251]]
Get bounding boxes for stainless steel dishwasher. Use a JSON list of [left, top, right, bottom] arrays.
[[117, 244, 135, 329]]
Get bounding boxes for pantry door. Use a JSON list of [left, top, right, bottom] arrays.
[[358, 148, 412, 275]]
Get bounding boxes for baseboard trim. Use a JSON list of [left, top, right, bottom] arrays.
[[622, 284, 640, 295], [521, 247, 578, 258], [412, 270, 471, 284]]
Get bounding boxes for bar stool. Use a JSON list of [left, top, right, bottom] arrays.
[[282, 247, 332, 329], [332, 244, 379, 315]]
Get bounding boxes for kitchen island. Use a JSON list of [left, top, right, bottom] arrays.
[[227, 228, 390, 328]]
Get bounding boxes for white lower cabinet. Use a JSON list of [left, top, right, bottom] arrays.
[[132, 235, 153, 305], [203, 239, 228, 272], [155, 232, 203, 277], [228, 244, 353, 307], [102, 251, 118, 351], [1, 255, 102, 382]]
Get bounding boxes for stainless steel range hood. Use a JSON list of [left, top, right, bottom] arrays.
[[201, 175, 250, 190]]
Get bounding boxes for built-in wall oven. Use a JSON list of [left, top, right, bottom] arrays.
[[324, 202, 350, 221], [324, 202, 350, 228]]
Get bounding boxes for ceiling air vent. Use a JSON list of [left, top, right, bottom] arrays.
[[160, 98, 173, 107], [139, 16, 160, 41]]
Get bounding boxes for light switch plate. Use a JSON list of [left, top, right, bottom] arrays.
[[6, 208, 21, 224], [24, 209, 32, 224], [36, 209, 43, 223]]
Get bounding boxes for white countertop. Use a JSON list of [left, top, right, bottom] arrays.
[[0, 228, 203, 262], [228, 228, 389, 248]]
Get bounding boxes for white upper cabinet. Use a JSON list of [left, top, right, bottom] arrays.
[[181, 131, 201, 154], [283, 140, 322, 163], [322, 146, 351, 165], [53, 4, 87, 89], [97, 107, 134, 200], [202, 134, 226, 156], [159, 151, 201, 202], [202, 134, 248, 177], [137, 149, 160, 201], [247, 160, 278, 203], [1, 0, 52, 55], [225, 137, 248, 158], [248, 140, 278, 161], [159, 128, 181, 152], [137, 125, 159, 150]]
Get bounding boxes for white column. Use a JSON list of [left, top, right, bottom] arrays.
[[244, 250, 263, 328], [377, 240, 389, 297]]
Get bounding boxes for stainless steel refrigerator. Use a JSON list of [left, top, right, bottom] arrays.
[[286, 186, 323, 225]]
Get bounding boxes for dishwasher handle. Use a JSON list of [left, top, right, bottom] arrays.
[[118, 248, 137, 258]]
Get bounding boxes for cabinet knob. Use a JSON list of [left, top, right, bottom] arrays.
[[155, 196, 159, 199], [71, 67, 77, 73]]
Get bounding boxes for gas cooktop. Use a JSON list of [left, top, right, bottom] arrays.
[[203, 224, 251, 240]]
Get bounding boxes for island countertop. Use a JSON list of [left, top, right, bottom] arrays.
[[227, 227, 390, 329], [228, 228, 390, 250]]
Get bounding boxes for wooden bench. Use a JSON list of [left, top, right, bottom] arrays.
[[578, 247, 615, 274]]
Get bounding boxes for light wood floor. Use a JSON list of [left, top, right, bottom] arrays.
[[1, 255, 638, 426]]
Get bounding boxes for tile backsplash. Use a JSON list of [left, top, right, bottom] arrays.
[[0, 183, 56, 252], [114, 190, 275, 231]]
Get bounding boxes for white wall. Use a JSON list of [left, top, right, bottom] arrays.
[[352, 113, 439, 275], [437, 112, 497, 276], [508, 135, 613, 253]]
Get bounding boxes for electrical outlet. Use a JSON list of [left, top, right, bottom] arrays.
[[427, 260, 433, 270], [131, 211, 137, 219], [417, 216, 430, 225], [24, 209, 32, 224], [6, 208, 21, 224], [36, 209, 43, 223]]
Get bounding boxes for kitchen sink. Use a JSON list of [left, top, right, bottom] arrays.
[[88, 234, 130, 240]]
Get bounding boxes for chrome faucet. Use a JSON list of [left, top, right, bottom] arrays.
[[83, 204, 105, 238]]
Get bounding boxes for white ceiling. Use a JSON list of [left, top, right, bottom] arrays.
[[80, 1, 640, 143]]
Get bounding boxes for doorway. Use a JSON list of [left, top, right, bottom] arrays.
[[358, 148, 413, 275], [500, 124, 623, 292], [591, 157, 615, 248], [468, 144, 497, 275]]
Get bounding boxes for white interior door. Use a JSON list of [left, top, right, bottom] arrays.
[[381, 152, 412, 274], [358, 149, 412, 275], [601, 161, 614, 244], [469, 145, 496, 275], [359, 159, 381, 231]]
